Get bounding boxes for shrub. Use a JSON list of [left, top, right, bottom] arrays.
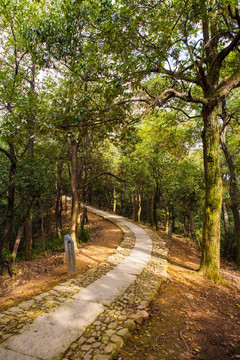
[[78, 225, 90, 243]]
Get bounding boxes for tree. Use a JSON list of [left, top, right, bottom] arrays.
[[26, 0, 132, 248], [0, 0, 40, 263], [105, 0, 240, 281]]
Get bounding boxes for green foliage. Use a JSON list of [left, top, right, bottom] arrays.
[[0, 0, 239, 275], [45, 236, 65, 252], [78, 225, 90, 244]]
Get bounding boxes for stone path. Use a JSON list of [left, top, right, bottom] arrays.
[[0, 207, 168, 360]]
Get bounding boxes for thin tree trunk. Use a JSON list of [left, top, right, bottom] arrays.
[[153, 194, 158, 231], [222, 198, 230, 234], [55, 161, 63, 239], [70, 139, 79, 250], [40, 202, 47, 256], [65, 196, 68, 214], [165, 205, 170, 234], [149, 194, 154, 228], [120, 188, 124, 215], [137, 192, 141, 223], [23, 59, 36, 260], [24, 207, 33, 260], [132, 193, 136, 221], [113, 187, 117, 213], [12, 201, 33, 259], [60, 195, 63, 228], [222, 199, 232, 257], [1, 142, 17, 253], [81, 165, 89, 227], [12, 221, 25, 259], [171, 205, 175, 233]]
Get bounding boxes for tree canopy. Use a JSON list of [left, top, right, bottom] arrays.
[[0, 0, 239, 282]]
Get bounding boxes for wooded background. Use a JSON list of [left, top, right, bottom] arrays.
[[0, 0, 239, 282]]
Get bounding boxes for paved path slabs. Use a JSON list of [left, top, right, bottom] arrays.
[[0, 207, 168, 360]]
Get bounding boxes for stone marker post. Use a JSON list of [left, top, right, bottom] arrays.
[[64, 234, 77, 274]]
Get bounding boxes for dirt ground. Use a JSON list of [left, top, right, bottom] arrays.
[[117, 232, 240, 360], [0, 212, 123, 311]]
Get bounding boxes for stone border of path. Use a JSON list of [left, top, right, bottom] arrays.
[[62, 225, 168, 360]]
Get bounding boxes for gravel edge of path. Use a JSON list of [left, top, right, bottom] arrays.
[[62, 223, 168, 360], [0, 213, 135, 345]]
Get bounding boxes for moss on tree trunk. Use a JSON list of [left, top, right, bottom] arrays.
[[200, 105, 222, 283]]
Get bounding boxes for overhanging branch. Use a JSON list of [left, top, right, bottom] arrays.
[[83, 172, 126, 188]]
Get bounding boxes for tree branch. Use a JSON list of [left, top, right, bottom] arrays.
[[104, 98, 150, 111], [214, 66, 240, 101], [138, 88, 207, 120], [0, 147, 13, 162], [210, 30, 240, 71], [151, 66, 200, 86], [169, 106, 201, 119], [83, 172, 125, 187]]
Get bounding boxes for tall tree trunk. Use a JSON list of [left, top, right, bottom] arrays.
[[70, 139, 79, 250], [24, 136, 34, 260], [149, 194, 154, 228], [1, 142, 17, 253], [23, 60, 36, 261], [137, 192, 141, 223], [60, 195, 63, 228], [222, 198, 230, 235], [222, 199, 232, 257], [65, 196, 68, 214], [200, 105, 222, 282], [12, 200, 33, 259], [40, 202, 46, 256], [113, 187, 117, 213], [221, 127, 240, 268], [134, 193, 138, 222], [24, 207, 33, 260], [153, 184, 160, 231], [132, 193, 136, 221], [165, 205, 170, 234], [55, 161, 63, 239], [12, 221, 24, 259], [81, 165, 88, 227]]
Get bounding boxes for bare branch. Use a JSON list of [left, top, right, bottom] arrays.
[[139, 85, 155, 99], [169, 106, 201, 119], [160, 67, 200, 86], [104, 98, 150, 111]]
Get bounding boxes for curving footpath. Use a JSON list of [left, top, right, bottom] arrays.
[[0, 207, 168, 360]]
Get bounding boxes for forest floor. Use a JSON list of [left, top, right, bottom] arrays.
[[117, 231, 240, 360], [0, 211, 123, 310], [1, 214, 240, 360]]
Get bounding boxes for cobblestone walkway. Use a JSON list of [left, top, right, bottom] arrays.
[[0, 207, 168, 360]]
